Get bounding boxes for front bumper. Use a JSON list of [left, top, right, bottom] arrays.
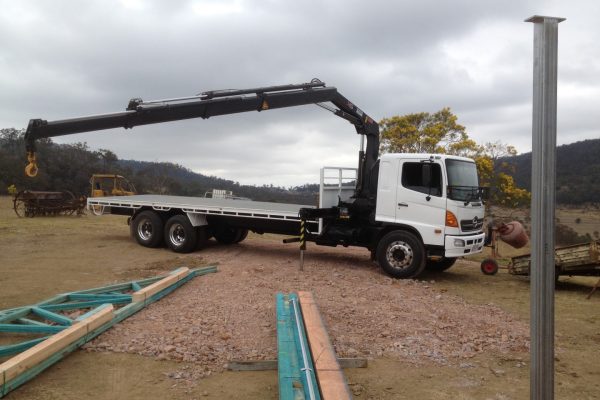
[[444, 232, 485, 258]]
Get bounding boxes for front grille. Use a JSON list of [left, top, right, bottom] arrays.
[[460, 218, 484, 232]]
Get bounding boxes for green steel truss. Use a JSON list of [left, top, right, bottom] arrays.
[[276, 293, 320, 400], [0, 266, 217, 397]]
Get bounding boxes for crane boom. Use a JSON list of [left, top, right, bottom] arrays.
[[24, 79, 380, 200]]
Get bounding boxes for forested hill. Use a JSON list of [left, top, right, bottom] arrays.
[[0, 128, 319, 205], [2, 128, 598, 206], [504, 138, 600, 205]]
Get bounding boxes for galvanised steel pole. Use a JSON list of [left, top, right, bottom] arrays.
[[525, 15, 565, 400]]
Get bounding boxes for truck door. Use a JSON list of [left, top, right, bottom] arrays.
[[395, 160, 446, 246]]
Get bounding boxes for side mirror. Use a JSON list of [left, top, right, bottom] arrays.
[[481, 187, 490, 201], [421, 164, 432, 187]]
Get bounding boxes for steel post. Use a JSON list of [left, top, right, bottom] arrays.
[[525, 15, 565, 400]]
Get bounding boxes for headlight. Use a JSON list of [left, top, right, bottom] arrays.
[[454, 239, 465, 247]]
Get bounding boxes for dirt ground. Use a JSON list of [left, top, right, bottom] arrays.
[[1, 196, 599, 399]]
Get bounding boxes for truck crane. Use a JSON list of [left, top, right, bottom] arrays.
[[23, 78, 486, 278]]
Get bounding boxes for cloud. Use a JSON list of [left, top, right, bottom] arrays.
[[1, 0, 597, 185]]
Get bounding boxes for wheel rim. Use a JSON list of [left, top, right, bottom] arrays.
[[168, 223, 186, 246], [14, 200, 26, 217], [482, 262, 496, 273], [386, 241, 414, 270], [137, 218, 154, 241]]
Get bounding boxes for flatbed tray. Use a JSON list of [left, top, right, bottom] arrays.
[[87, 195, 316, 221]]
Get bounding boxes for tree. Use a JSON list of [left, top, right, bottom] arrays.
[[379, 110, 530, 210], [96, 149, 119, 171], [474, 141, 530, 209], [379, 107, 478, 156]]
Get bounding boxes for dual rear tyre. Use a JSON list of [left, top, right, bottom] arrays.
[[213, 226, 248, 244], [130, 211, 247, 253], [164, 215, 200, 253], [131, 211, 164, 248]]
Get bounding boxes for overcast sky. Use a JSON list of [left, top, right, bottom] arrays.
[[1, 0, 597, 186]]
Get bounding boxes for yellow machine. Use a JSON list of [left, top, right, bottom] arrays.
[[89, 174, 135, 215], [90, 174, 136, 197]]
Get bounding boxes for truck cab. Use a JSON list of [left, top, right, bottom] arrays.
[[375, 153, 485, 266]]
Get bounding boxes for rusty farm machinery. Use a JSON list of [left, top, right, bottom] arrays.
[[12, 190, 86, 218]]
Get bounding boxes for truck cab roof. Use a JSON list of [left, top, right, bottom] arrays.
[[381, 153, 476, 163]]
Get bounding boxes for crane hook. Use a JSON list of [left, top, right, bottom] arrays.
[[25, 151, 38, 177]]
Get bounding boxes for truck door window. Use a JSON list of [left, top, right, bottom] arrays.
[[401, 162, 442, 196]]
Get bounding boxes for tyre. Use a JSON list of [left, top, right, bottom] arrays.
[[480, 258, 499, 275], [131, 210, 164, 248], [376, 231, 426, 279], [234, 228, 249, 243], [426, 257, 457, 272], [213, 226, 242, 244], [164, 215, 197, 253]]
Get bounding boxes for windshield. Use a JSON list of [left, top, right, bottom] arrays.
[[445, 159, 480, 202]]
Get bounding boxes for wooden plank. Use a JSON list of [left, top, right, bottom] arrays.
[[0, 304, 114, 385], [131, 267, 190, 303], [68, 293, 132, 301], [227, 358, 368, 371], [298, 291, 352, 400], [228, 359, 278, 371]]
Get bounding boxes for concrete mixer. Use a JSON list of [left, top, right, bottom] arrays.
[[480, 221, 529, 275]]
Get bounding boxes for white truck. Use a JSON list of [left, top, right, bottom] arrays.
[[23, 79, 485, 278]]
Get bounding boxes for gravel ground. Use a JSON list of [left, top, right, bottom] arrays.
[[85, 237, 529, 381]]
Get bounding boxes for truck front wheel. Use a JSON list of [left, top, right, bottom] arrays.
[[131, 210, 164, 248], [376, 231, 426, 279], [164, 215, 197, 253]]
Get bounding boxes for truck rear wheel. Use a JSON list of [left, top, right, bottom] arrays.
[[235, 228, 249, 243], [376, 231, 426, 279], [131, 210, 164, 248], [214, 226, 244, 244], [164, 215, 197, 253], [426, 257, 457, 272]]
